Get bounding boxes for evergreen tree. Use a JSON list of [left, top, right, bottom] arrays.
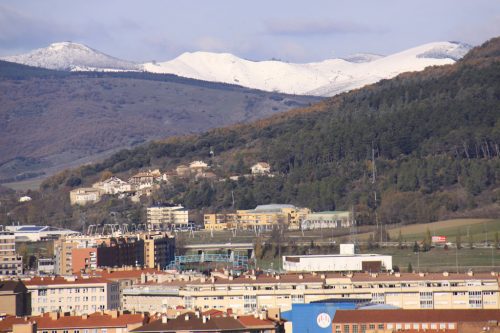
[[407, 262, 413, 273]]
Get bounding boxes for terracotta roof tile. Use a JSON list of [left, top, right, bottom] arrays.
[[23, 277, 111, 286], [332, 309, 500, 323]]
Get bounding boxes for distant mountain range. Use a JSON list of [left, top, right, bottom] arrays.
[[1, 41, 472, 96]]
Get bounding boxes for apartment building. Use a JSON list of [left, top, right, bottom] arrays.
[[0, 310, 148, 333], [0, 231, 23, 276], [146, 206, 189, 229], [24, 276, 120, 315], [331, 309, 500, 333], [140, 232, 175, 269], [204, 204, 310, 231], [121, 271, 500, 314]]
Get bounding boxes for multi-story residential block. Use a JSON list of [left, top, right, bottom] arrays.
[[146, 206, 189, 229], [0, 231, 23, 276], [120, 271, 500, 314], [301, 211, 353, 230], [37, 258, 55, 275], [24, 276, 120, 315], [0, 310, 148, 333], [0, 280, 31, 316], [140, 232, 175, 269], [204, 204, 310, 231], [69, 188, 103, 206]]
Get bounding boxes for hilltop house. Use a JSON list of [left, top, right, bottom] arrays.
[[189, 161, 209, 174], [69, 188, 103, 205], [92, 176, 132, 194], [251, 162, 271, 175]]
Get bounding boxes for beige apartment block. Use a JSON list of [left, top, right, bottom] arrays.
[[146, 206, 189, 229], [23, 276, 120, 315], [0, 231, 23, 276], [120, 271, 500, 314], [204, 204, 310, 231]]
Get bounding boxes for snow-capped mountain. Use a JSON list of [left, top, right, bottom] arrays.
[[143, 41, 471, 96], [1, 42, 139, 71], [2, 41, 471, 96]]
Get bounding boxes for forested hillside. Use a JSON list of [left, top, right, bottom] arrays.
[[0, 61, 318, 183], [1, 37, 500, 228]]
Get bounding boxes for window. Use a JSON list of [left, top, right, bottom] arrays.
[[352, 325, 358, 333], [336, 325, 341, 333], [361, 324, 366, 333], [38, 289, 47, 296], [448, 323, 455, 329], [63, 330, 69, 333], [387, 324, 394, 330], [404, 324, 411, 330], [430, 323, 437, 329], [413, 323, 419, 330], [369, 324, 375, 330], [102, 330, 107, 333], [343, 324, 350, 333], [396, 324, 402, 330], [439, 323, 446, 329], [378, 324, 384, 330]]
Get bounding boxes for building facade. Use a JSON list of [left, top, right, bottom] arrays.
[[120, 271, 500, 315], [301, 211, 353, 230], [204, 204, 310, 231], [146, 206, 189, 229], [0, 280, 31, 316], [141, 232, 175, 269], [0, 231, 23, 276], [24, 276, 120, 315], [69, 188, 102, 205]]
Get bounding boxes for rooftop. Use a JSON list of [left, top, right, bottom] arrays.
[[0, 311, 146, 332], [332, 309, 500, 323]]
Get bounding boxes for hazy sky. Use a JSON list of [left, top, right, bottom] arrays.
[[1, 0, 499, 63]]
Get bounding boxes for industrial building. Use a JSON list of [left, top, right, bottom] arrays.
[[282, 244, 393, 272], [5, 225, 79, 242]]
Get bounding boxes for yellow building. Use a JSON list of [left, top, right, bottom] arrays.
[[204, 204, 310, 231], [121, 271, 500, 314]]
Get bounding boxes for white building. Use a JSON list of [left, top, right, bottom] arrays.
[[146, 205, 189, 229], [301, 211, 353, 230], [69, 187, 102, 205], [92, 176, 132, 195], [37, 257, 55, 274], [251, 162, 271, 175], [5, 225, 79, 242], [283, 244, 392, 272], [189, 161, 209, 173], [19, 196, 32, 202], [24, 276, 120, 315]]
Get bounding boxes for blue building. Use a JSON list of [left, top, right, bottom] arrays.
[[281, 302, 358, 333]]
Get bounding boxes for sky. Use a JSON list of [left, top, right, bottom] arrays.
[[1, 0, 499, 63]]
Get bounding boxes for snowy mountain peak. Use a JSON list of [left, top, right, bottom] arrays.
[[143, 41, 473, 96], [1, 42, 139, 71]]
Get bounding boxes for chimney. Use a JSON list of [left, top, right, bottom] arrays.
[[468, 271, 474, 277], [184, 314, 189, 321], [298, 274, 303, 280], [227, 308, 233, 316], [443, 272, 449, 277], [161, 316, 167, 324], [275, 275, 280, 280], [82, 314, 88, 320], [202, 316, 207, 324], [49, 312, 60, 321], [110, 310, 119, 319]]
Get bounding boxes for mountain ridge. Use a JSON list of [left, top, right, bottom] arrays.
[[2, 41, 472, 96]]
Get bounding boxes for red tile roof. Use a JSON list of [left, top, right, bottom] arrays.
[[332, 309, 500, 323], [23, 277, 111, 286], [0, 312, 146, 332]]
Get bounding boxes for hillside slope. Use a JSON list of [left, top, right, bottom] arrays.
[[1, 37, 499, 228], [0, 62, 318, 183]]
